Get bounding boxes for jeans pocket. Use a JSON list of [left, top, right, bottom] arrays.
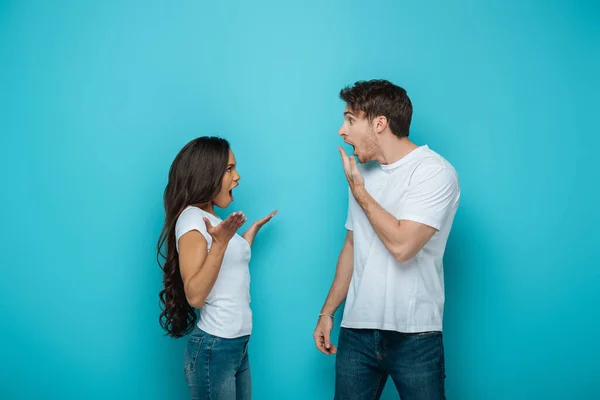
[[411, 331, 442, 338], [183, 335, 204, 375], [242, 337, 250, 356]]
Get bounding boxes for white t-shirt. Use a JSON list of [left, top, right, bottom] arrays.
[[175, 206, 252, 339], [341, 145, 460, 333]]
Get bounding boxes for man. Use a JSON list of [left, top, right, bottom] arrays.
[[313, 79, 460, 400]]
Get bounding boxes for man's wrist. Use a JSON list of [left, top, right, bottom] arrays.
[[353, 184, 369, 208]]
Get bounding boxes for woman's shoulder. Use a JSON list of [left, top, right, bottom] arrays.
[[176, 206, 211, 229], [179, 206, 220, 220]]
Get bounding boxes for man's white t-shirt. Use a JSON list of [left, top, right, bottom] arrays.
[[342, 145, 460, 333], [175, 206, 252, 339]]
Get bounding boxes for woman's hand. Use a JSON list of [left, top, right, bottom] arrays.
[[203, 212, 247, 245], [242, 210, 277, 247]]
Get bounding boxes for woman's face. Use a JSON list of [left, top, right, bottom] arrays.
[[212, 149, 240, 209]]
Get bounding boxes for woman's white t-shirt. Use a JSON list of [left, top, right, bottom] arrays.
[[175, 206, 252, 339]]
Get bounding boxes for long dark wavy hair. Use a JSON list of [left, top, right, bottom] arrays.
[[157, 136, 231, 338]]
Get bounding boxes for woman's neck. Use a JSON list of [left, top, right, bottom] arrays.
[[196, 202, 217, 217]]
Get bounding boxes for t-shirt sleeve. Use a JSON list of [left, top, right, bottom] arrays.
[[175, 208, 213, 251], [345, 186, 354, 231], [398, 165, 459, 230]]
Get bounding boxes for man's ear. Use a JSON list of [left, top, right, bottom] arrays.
[[372, 115, 388, 134]]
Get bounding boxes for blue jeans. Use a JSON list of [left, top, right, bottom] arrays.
[[335, 328, 446, 400], [183, 326, 251, 400]]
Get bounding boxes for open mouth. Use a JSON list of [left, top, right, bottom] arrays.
[[228, 184, 238, 201], [344, 140, 356, 153]]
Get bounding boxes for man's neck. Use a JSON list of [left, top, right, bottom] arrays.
[[376, 136, 419, 165]]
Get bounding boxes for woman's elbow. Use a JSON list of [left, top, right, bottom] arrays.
[[186, 294, 205, 309]]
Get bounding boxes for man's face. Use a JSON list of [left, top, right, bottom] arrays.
[[338, 106, 378, 163]]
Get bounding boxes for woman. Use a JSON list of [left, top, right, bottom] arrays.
[[157, 136, 276, 399]]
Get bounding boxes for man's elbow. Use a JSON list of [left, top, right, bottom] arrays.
[[391, 245, 417, 263]]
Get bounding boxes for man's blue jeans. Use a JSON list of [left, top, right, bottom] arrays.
[[335, 328, 446, 400]]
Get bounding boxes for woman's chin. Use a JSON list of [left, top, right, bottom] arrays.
[[214, 198, 233, 209]]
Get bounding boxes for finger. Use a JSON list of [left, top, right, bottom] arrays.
[[317, 343, 330, 355], [339, 146, 349, 166], [266, 210, 278, 219], [220, 213, 234, 228], [330, 344, 337, 354], [324, 334, 331, 350], [349, 156, 361, 178], [230, 213, 245, 231], [224, 211, 242, 227], [314, 332, 330, 355], [259, 210, 278, 224], [233, 211, 244, 221], [203, 218, 213, 232], [339, 147, 351, 176]]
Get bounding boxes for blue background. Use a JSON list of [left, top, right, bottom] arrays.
[[1, 0, 599, 398]]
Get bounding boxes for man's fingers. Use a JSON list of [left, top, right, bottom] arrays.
[[324, 333, 332, 350], [203, 217, 213, 232], [339, 147, 350, 170], [314, 330, 333, 356], [349, 156, 361, 179], [318, 344, 330, 355], [339, 147, 355, 182], [314, 334, 330, 355]]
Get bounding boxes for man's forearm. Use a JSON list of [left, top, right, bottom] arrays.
[[321, 237, 354, 316], [352, 186, 406, 261]]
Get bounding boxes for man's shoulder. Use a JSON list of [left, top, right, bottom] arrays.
[[415, 146, 453, 165], [409, 148, 458, 182]]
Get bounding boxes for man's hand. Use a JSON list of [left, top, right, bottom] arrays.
[[339, 147, 364, 194], [241, 210, 277, 247], [313, 315, 337, 356]]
